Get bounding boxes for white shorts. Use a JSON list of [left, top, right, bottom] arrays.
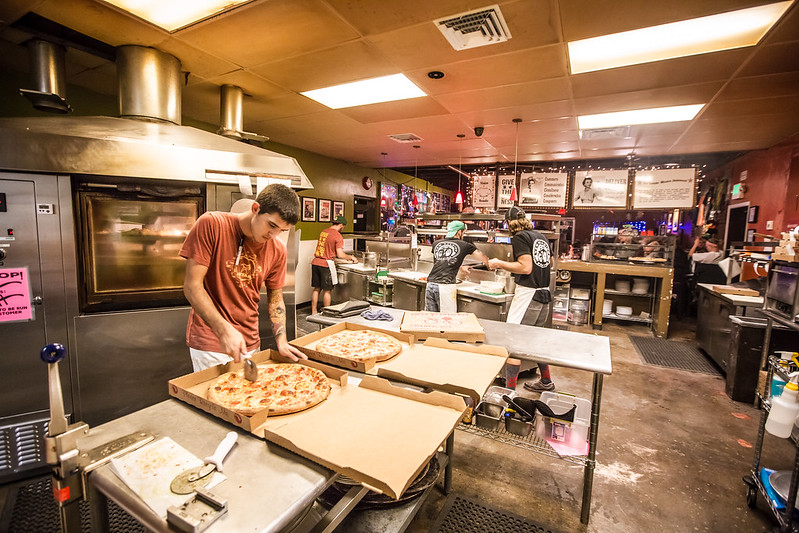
[[189, 347, 256, 372]]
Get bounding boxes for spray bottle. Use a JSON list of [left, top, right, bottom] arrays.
[[766, 371, 799, 438]]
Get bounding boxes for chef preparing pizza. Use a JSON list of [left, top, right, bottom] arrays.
[[487, 206, 556, 391], [425, 220, 489, 313]]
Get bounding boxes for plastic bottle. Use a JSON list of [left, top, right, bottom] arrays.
[[766, 371, 799, 438]]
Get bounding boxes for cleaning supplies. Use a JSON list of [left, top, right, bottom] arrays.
[[766, 371, 799, 438]]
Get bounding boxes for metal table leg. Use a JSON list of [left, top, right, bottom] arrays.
[[580, 372, 603, 525], [444, 432, 454, 494], [87, 480, 112, 533], [310, 484, 370, 533]]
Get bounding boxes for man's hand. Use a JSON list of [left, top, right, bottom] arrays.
[[487, 258, 503, 270], [277, 339, 307, 362], [218, 323, 248, 363]]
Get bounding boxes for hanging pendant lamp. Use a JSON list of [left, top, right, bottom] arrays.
[[455, 133, 465, 204]]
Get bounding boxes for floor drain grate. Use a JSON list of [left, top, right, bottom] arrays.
[[429, 493, 560, 533], [1, 475, 146, 533], [631, 335, 721, 375]]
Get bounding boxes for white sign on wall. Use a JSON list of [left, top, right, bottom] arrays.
[[573, 170, 628, 208], [519, 172, 568, 208], [497, 175, 516, 208], [632, 168, 696, 209], [472, 174, 496, 208]]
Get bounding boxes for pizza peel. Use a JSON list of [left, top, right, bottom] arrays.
[[170, 432, 238, 495]]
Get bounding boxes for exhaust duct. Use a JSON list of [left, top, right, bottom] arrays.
[[19, 39, 72, 114], [116, 46, 182, 124], [218, 84, 268, 143]]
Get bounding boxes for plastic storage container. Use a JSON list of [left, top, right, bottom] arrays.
[[535, 391, 591, 448]]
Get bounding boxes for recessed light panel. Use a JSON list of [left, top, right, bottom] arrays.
[[568, 1, 792, 74], [102, 0, 253, 32], [301, 74, 427, 109], [578, 104, 705, 130]]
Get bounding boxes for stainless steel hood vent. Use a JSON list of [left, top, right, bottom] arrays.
[[19, 39, 72, 114], [218, 84, 269, 143], [117, 46, 181, 124]]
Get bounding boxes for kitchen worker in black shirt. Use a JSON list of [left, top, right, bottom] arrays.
[[425, 221, 489, 312], [488, 206, 555, 391]]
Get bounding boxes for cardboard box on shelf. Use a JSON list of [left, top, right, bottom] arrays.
[[169, 352, 467, 500], [399, 311, 486, 342]]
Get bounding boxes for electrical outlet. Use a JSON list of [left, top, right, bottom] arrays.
[[766, 220, 774, 230]]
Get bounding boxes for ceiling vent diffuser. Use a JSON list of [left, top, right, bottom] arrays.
[[388, 133, 424, 143], [435, 5, 511, 51], [579, 126, 632, 140]]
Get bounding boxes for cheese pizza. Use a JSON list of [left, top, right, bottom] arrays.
[[207, 363, 330, 416], [315, 330, 402, 362]]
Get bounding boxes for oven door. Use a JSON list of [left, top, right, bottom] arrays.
[[766, 263, 799, 318]]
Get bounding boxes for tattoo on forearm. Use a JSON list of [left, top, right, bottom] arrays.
[[267, 288, 287, 340], [273, 325, 286, 340]]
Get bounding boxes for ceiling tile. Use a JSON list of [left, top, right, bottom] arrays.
[[201, 70, 287, 100], [337, 97, 450, 124], [435, 78, 571, 114], [720, 72, 799, 100], [572, 83, 722, 115], [153, 37, 239, 80], [701, 95, 799, 119], [739, 41, 799, 77]]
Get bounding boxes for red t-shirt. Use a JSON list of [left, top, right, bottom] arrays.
[[179, 212, 286, 352], [311, 227, 343, 267]]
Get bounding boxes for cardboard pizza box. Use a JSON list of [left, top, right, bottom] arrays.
[[711, 285, 760, 297], [375, 337, 508, 406], [168, 350, 348, 433], [400, 311, 486, 342], [261, 375, 466, 500], [289, 322, 415, 372]]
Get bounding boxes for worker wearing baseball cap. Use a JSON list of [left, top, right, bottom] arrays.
[[425, 221, 488, 312], [488, 206, 556, 391], [311, 215, 357, 315]]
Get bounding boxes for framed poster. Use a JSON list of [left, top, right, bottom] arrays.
[[497, 175, 516, 208], [302, 197, 316, 222], [519, 172, 568, 207], [441, 194, 450, 212], [472, 173, 496, 208], [748, 205, 759, 223], [572, 170, 628, 208], [632, 168, 696, 209], [318, 199, 332, 222], [333, 201, 345, 220]]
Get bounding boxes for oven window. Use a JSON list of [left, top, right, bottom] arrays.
[[76, 182, 204, 312]]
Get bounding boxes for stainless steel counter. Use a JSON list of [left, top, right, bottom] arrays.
[[77, 400, 334, 533]]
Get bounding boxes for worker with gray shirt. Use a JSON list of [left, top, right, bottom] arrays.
[[425, 221, 488, 312]]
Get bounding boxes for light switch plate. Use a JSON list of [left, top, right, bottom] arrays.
[[766, 220, 774, 230]]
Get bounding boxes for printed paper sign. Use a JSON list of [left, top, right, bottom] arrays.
[[472, 174, 496, 208], [519, 173, 568, 208], [497, 175, 516, 208], [633, 168, 696, 209], [0, 267, 32, 322], [573, 170, 629, 208]]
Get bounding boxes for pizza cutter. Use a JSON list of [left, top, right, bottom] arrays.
[[170, 432, 238, 495], [243, 357, 258, 382]]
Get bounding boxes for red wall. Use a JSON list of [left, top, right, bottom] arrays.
[[707, 133, 799, 237]]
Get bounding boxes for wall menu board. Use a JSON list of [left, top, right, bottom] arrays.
[[633, 168, 696, 209], [519, 172, 568, 208], [572, 170, 628, 208], [472, 173, 496, 208], [497, 175, 516, 208]]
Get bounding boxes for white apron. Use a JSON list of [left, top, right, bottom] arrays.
[[326, 259, 338, 285], [506, 285, 538, 325], [438, 283, 459, 313]]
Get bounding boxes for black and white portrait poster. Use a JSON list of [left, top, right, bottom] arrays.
[[519, 172, 568, 207], [497, 175, 516, 208], [572, 170, 628, 208], [472, 174, 496, 208], [632, 168, 696, 209]]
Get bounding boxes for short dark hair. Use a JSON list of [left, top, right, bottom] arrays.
[[256, 184, 300, 224], [582, 177, 593, 186]]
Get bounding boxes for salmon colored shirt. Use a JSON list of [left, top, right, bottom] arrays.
[[311, 227, 343, 267], [179, 212, 286, 352]]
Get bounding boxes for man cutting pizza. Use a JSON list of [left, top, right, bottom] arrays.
[[181, 183, 307, 371], [488, 206, 555, 391], [425, 221, 489, 312]]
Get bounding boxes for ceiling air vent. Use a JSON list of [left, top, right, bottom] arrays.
[[579, 126, 632, 140], [434, 5, 511, 51], [388, 133, 424, 143]]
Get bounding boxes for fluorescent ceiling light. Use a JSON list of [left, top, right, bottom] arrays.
[[102, 0, 253, 32], [301, 74, 426, 109], [578, 104, 705, 130], [568, 1, 792, 74]]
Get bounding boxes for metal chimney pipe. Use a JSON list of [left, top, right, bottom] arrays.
[[218, 84, 243, 139], [20, 39, 71, 113], [116, 46, 182, 124]]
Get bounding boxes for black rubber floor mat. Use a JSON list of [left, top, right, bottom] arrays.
[[429, 493, 561, 533], [1, 475, 146, 533], [630, 335, 721, 375]]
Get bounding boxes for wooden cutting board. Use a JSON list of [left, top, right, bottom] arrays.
[[712, 285, 759, 297]]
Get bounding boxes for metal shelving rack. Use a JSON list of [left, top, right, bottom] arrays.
[[744, 292, 799, 530]]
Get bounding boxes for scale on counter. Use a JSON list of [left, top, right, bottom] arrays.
[[322, 299, 371, 318]]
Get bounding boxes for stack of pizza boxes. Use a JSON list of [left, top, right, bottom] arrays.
[[773, 231, 799, 262], [169, 318, 508, 500]]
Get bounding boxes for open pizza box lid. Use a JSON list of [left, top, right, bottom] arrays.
[[400, 312, 486, 342], [376, 338, 508, 406], [261, 375, 465, 500], [168, 350, 348, 433], [289, 322, 415, 373]]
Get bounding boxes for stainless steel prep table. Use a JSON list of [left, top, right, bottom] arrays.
[[306, 307, 612, 524], [76, 399, 336, 532]]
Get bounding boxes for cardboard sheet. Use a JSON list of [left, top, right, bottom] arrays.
[[262, 376, 465, 499], [400, 311, 486, 342]]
